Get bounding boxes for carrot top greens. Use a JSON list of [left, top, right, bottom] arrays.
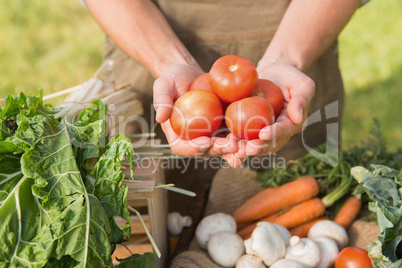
[[257, 119, 402, 209]]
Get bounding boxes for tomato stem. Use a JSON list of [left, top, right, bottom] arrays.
[[229, 65, 238, 72]]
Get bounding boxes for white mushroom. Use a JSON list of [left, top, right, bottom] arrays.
[[235, 254, 266, 268], [244, 221, 286, 266], [270, 259, 304, 268], [244, 238, 255, 255], [285, 236, 321, 268], [167, 212, 192, 236], [312, 236, 339, 268], [307, 220, 348, 249], [195, 213, 236, 250], [207, 232, 245, 267], [274, 224, 292, 246]]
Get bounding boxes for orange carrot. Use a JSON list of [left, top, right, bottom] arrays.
[[237, 198, 326, 239], [289, 216, 328, 237], [236, 221, 254, 232], [234, 187, 277, 222], [272, 198, 326, 229], [334, 196, 362, 229], [233, 176, 320, 223], [238, 223, 257, 240]]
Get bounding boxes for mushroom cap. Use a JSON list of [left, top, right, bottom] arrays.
[[248, 222, 286, 266], [196, 213, 236, 250], [270, 259, 304, 268], [274, 224, 292, 246], [244, 238, 255, 255], [167, 212, 192, 236], [285, 236, 321, 268], [207, 232, 245, 267], [308, 220, 348, 249], [235, 254, 265, 268], [313, 236, 339, 268]]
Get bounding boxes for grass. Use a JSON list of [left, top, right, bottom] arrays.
[[0, 0, 401, 149], [0, 1, 103, 101], [338, 0, 402, 149]]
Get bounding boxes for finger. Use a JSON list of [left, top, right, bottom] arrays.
[[287, 79, 315, 124], [222, 153, 244, 168], [153, 77, 176, 123], [205, 133, 238, 156], [246, 119, 295, 156], [259, 118, 295, 142], [236, 139, 248, 159], [245, 139, 267, 156]]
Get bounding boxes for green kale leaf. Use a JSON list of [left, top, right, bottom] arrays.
[[352, 165, 402, 266]]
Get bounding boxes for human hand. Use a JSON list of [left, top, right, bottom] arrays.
[[154, 64, 238, 161], [153, 64, 203, 123], [245, 60, 315, 156]]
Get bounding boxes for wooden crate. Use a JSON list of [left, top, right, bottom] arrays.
[[115, 157, 168, 267]]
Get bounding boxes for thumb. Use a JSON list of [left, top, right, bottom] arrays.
[[153, 76, 176, 123]]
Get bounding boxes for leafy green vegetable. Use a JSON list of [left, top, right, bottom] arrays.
[[0, 92, 146, 267], [351, 165, 402, 267], [0, 153, 23, 204], [93, 133, 135, 244], [65, 100, 108, 178], [0, 90, 54, 120], [115, 252, 156, 268]]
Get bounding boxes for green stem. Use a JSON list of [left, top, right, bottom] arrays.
[[127, 206, 161, 258], [321, 175, 353, 207], [161, 184, 196, 197], [306, 174, 331, 178], [131, 177, 196, 197], [128, 183, 175, 190]]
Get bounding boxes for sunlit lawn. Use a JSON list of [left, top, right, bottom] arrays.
[[0, 1, 103, 98], [339, 0, 402, 149], [0, 0, 401, 149]]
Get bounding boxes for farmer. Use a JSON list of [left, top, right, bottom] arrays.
[[81, 0, 365, 209]]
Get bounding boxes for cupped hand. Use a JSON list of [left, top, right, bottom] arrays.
[[153, 64, 238, 163], [153, 64, 204, 123], [245, 60, 315, 156]]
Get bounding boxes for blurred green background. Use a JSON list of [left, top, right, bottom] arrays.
[[0, 1, 401, 149]]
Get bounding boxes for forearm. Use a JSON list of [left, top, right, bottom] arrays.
[[259, 0, 361, 72], [84, 0, 199, 77]]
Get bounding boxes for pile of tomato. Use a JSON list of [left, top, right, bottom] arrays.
[[170, 55, 283, 140]]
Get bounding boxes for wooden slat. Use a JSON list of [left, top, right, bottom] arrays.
[[148, 164, 168, 267], [114, 215, 151, 235], [126, 180, 156, 200], [127, 199, 148, 208]]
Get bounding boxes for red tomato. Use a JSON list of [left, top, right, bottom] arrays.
[[252, 79, 283, 118], [209, 55, 259, 103], [335, 247, 373, 268], [189, 73, 212, 91], [225, 96, 274, 140], [189, 73, 231, 112], [170, 89, 223, 140]]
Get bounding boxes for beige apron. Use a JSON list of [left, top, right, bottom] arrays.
[[101, 0, 344, 212]]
